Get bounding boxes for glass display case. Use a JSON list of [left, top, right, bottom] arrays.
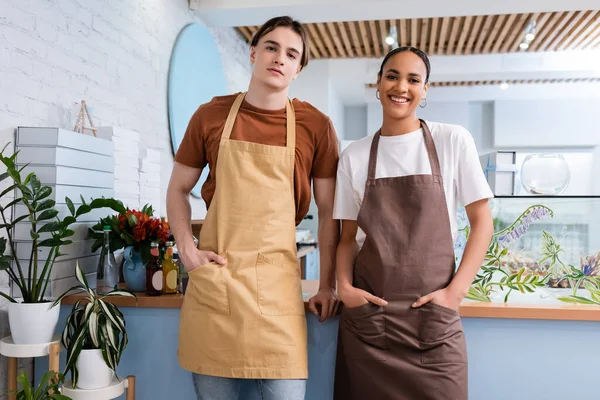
[[455, 196, 600, 305]]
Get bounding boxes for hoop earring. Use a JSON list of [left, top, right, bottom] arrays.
[[419, 98, 427, 108], [376, 90, 380, 100]]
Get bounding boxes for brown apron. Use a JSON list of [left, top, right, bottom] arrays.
[[334, 121, 468, 400], [178, 93, 308, 379]]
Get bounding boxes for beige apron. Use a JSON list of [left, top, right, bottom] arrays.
[[178, 93, 308, 379]]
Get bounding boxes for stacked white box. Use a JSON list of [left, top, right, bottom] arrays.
[[12, 127, 115, 298], [139, 148, 161, 212], [97, 126, 140, 210]]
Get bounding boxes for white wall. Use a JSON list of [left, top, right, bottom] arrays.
[[327, 80, 345, 140], [494, 99, 600, 148], [0, 0, 251, 387], [344, 105, 367, 140]]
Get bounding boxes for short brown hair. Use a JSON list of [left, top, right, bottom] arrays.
[[250, 16, 309, 69]]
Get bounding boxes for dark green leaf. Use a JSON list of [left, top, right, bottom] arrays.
[[35, 199, 55, 211], [75, 204, 92, 217], [36, 186, 52, 201], [62, 216, 76, 227], [38, 209, 59, 221], [12, 213, 29, 225], [29, 229, 40, 240], [38, 238, 63, 247], [0, 172, 8, 182], [3, 197, 23, 210], [64, 196, 75, 216], [0, 183, 17, 198], [38, 221, 61, 233], [30, 174, 41, 191], [0, 290, 17, 303], [80, 194, 87, 206], [127, 213, 138, 228], [62, 229, 75, 238]]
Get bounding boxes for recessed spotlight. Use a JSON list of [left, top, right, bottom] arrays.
[[385, 36, 395, 45], [525, 33, 535, 41], [500, 82, 509, 90], [519, 42, 529, 50]]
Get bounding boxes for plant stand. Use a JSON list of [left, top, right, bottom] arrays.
[[61, 376, 136, 399], [0, 336, 61, 400]]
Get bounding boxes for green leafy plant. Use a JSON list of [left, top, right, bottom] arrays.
[[464, 205, 553, 303], [558, 280, 600, 305], [0, 144, 126, 303], [538, 230, 570, 282], [55, 262, 135, 387], [1, 369, 70, 399]]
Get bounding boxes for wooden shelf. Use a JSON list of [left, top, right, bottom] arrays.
[[459, 301, 600, 321], [62, 280, 321, 310], [60, 280, 600, 321]]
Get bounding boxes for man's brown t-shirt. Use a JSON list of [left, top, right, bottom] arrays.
[[174, 93, 340, 225]]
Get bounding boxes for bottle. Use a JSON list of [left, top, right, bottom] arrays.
[[96, 226, 118, 294], [146, 242, 163, 296], [162, 241, 178, 294], [173, 246, 182, 293]]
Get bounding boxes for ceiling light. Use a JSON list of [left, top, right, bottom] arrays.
[[525, 32, 535, 41], [500, 82, 509, 90], [386, 26, 398, 47], [519, 42, 529, 50]]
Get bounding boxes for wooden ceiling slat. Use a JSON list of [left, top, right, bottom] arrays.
[[358, 21, 372, 57], [410, 18, 418, 48], [438, 17, 450, 55], [399, 19, 408, 47], [529, 11, 568, 51], [368, 20, 381, 57], [492, 13, 517, 53], [237, 26, 253, 42], [556, 10, 596, 50], [238, 10, 600, 59], [316, 23, 338, 57], [379, 20, 389, 55], [503, 13, 534, 53], [562, 11, 599, 50], [585, 29, 600, 49], [446, 17, 461, 55], [573, 14, 600, 49], [420, 18, 430, 52], [347, 21, 364, 57], [545, 10, 584, 50], [326, 22, 346, 58], [337, 22, 355, 58], [428, 17, 440, 55], [482, 14, 505, 53], [465, 15, 484, 54], [474, 15, 494, 53], [307, 24, 329, 58], [455, 15, 473, 55]]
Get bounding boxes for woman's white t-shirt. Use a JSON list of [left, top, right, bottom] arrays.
[[333, 121, 494, 247]]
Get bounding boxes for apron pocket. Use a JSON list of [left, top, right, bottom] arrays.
[[256, 253, 305, 316], [340, 304, 387, 360], [188, 261, 231, 315], [419, 302, 467, 365]]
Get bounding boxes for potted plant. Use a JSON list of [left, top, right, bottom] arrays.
[[2, 369, 70, 399], [89, 205, 170, 292], [54, 261, 135, 389], [0, 145, 125, 344]]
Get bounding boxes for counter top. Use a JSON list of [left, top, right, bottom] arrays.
[[61, 279, 600, 321]]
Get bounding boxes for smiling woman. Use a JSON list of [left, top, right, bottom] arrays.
[[167, 23, 228, 198]]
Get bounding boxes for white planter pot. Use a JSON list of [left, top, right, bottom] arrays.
[[8, 301, 60, 344], [76, 349, 115, 389]]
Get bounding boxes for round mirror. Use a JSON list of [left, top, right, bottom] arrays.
[[167, 23, 228, 198]]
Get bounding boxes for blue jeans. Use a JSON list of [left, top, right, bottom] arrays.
[[192, 373, 306, 400]]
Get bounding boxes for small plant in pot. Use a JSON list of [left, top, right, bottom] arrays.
[[55, 261, 135, 389], [0, 145, 126, 345], [2, 370, 71, 399]]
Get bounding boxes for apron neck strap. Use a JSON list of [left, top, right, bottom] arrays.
[[420, 119, 441, 177], [367, 120, 441, 180], [221, 93, 296, 150]]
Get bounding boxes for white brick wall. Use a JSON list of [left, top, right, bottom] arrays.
[[0, 0, 251, 388]]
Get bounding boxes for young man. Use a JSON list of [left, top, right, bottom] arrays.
[[167, 16, 340, 400]]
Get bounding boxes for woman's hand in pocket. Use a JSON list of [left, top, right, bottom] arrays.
[[181, 248, 226, 273], [338, 285, 388, 309]]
